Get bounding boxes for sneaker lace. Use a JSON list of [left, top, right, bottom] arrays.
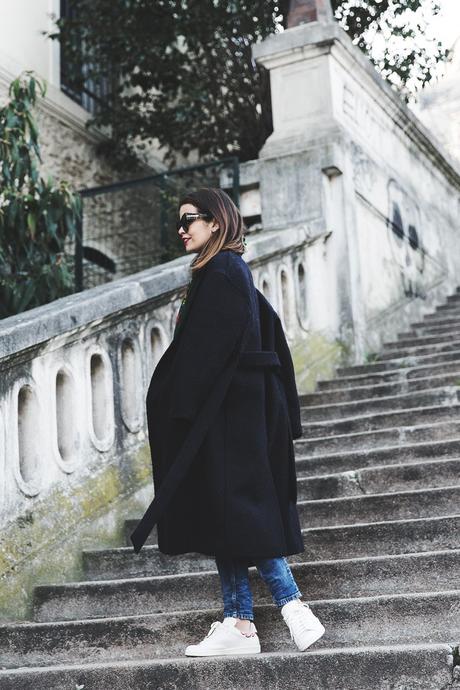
[[285, 605, 314, 641]]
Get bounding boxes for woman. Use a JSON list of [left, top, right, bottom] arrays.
[[130, 187, 325, 656]]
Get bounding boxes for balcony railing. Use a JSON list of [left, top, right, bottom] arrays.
[[69, 156, 240, 292]]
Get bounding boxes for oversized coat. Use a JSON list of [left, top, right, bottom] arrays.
[[130, 249, 305, 566]]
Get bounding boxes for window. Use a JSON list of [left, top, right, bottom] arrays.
[[60, 0, 112, 115]]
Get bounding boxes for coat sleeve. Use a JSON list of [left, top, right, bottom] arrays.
[[168, 269, 251, 421]]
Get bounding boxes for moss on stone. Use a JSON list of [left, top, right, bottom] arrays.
[[132, 443, 153, 483], [291, 331, 347, 394], [0, 442, 152, 622]]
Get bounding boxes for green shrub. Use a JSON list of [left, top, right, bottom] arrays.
[[0, 72, 81, 318]]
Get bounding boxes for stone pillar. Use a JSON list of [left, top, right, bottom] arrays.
[[252, 6, 460, 365], [252, 3, 366, 360]]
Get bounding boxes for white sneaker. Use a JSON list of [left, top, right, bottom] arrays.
[[184, 617, 261, 656], [281, 599, 325, 652]]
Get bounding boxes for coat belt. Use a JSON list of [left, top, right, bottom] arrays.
[[237, 350, 281, 368]]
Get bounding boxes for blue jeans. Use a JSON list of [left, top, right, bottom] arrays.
[[215, 555, 302, 621]]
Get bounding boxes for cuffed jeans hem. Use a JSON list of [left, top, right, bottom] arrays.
[[224, 611, 254, 621], [275, 590, 302, 607]]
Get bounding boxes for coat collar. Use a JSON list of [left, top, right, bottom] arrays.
[[172, 250, 240, 343]]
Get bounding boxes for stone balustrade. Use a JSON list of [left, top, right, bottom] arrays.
[[0, 230, 320, 618]]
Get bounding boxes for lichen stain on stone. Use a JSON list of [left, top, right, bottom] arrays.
[[0, 443, 153, 623], [290, 331, 345, 394], [74, 466, 122, 519], [132, 443, 152, 483]]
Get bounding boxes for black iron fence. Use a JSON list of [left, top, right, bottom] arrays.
[[69, 156, 240, 292]]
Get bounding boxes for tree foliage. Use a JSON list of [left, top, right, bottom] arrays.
[[50, 0, 447, 169], [331, 0, 448, 94], [0, 73, 81, 318]]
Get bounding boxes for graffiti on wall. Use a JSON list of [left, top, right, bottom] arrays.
[[351, 142, 378, 195], [386, 178, 426, 299]]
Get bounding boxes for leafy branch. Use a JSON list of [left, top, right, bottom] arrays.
[[0, 72, 82, 318]]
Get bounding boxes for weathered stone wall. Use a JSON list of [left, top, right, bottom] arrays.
[[253, 20, 460, 376]]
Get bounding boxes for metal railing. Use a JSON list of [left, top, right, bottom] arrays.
[[70, 156, 240, 292]]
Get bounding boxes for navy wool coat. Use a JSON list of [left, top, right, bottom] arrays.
[[130, 249, 305, 565]]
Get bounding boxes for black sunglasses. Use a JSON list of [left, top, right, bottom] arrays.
[[176, 212, 212, 233]]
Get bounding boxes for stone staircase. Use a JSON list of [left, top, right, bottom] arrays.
[[2, 290, 460, 689]]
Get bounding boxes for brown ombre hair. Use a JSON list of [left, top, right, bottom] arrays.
[[178, 187, 247, 274]]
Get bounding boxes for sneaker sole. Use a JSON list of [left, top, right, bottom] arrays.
[[184, 644, 261, 657]]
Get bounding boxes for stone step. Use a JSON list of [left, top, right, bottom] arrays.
[[296, 419, 460, 455], [296, 457, 460, 500], [334, 348, 460, 379], [88, 514, 460, 580], [316, 362, 460, 393], [407, 321, 460, 336], [436, 302, 460, 312], [395, 309, 460, 336], [297, 484, 460, 529], [427, 305, 460, 318], [1, 591, 458, 671], [377, 338, 460, 361], [294, 437, 460, 476], [301, 379, 460, 411], [382, 332, 460, 351], [446, 293, 460, 304], [301, 401, 460, 438], [298, 514, 460, 562], [86, 542, 215, 578], [411, 313, 460, 327], [0, 645, 456, 690], [31, 549, 460, 623]]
